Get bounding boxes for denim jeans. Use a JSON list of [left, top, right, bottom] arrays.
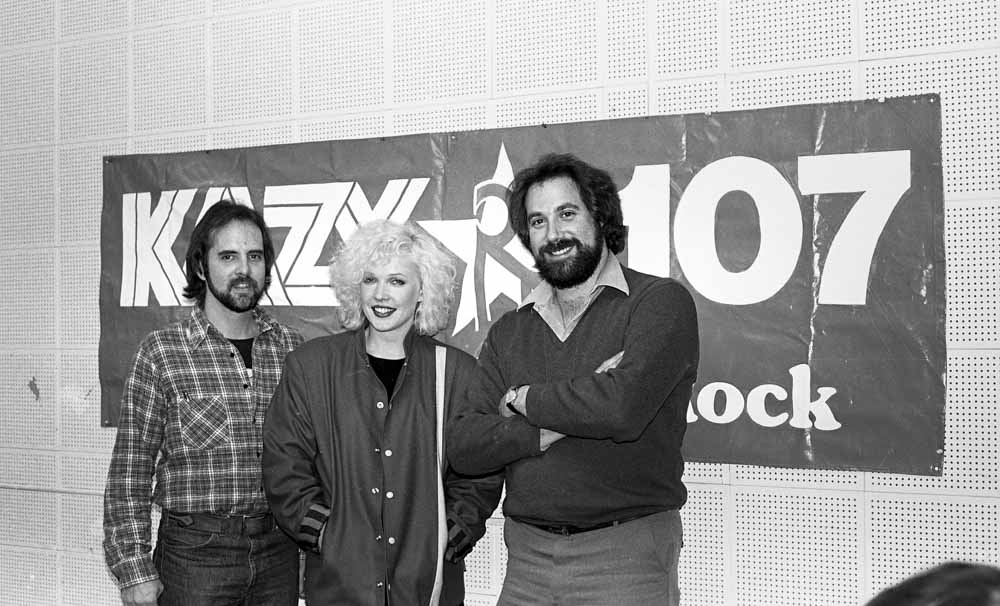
[[153, 512, 299, 606]]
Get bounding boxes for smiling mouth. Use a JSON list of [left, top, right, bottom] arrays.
[[545, 244, 575, 258], [371, 306, 396, 318]]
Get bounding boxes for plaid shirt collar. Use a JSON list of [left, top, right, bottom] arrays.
[[184, 306, 278, 349]]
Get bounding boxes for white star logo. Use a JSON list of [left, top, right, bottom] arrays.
[[419, 143, 537, 336]]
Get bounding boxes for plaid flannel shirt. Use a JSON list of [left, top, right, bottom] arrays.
[[103, 307, 303, 589]]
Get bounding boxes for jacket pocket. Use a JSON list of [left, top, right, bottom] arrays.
[[178, 394, 231, 450]]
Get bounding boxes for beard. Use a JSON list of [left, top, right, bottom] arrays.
[[205, 270, 265, 313], [534, 237, 603, 289]]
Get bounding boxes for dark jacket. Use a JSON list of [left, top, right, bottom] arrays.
[[263, 328, 502, 605]]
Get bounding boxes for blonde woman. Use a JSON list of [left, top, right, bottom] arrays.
[[262, 219, 502, 606]]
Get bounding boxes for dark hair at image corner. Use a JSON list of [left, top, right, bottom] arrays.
[[182, 200, 275, 307], [507, 152, 628, 255], [865, 562, 1000, 606]]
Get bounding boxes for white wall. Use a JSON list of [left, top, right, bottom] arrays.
[[0, 1, 997, 604]]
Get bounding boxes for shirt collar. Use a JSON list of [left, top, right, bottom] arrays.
[[518, 252, 629, 310], [186, 306, 275, 348]]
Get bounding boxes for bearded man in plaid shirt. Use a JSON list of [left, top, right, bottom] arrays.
[[103, 200, 303, 606]]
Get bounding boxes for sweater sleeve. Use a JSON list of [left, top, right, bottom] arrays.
[[446, 323, 543, 475], [525, 279, 699, 442], [261, 351, 329, 552]]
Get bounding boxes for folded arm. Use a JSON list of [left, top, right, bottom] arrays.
[[523, 280, 698, 442]]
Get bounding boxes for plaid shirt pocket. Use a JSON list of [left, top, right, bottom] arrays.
[[178, 395, 232, 450]]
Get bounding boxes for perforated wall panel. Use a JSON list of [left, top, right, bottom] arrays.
[[607, 86, 648, 119], [864, 52, 1000, 197], [495, 91, 600, 128], [654, 0, 720, 77], [60, 351, 113, 451], [59, 0, 127, 39], [943, 200, 1000, 345], [133, 0, 207, 27], [607, 0, 647, 81], [60, 452, 111, 493], [464, 518, 505, 599], [0, 148, 56, 250], [300, 1, 385, 114], [868, 495, 1000, 597], [495, 0, 599, 93], [209, 124, 298, 149], [683, 461, 728, 485], [735, 488, 861, 606], [59, 248, 101, 347], [59, 142, 124, 244], [466, 595, 498, 606], [0, 449, 58, 490], [60, 493, 102, 554], [0, 0, 55, 47], [0, 352, 57, 450], [870, 351, 999, 494], [391, 105, 488, 136], [130, 132, 210, 154], [679, 486, 728, 606], [3, 251, 57, 346], [59, 37, 127, 141], [0, 48, 56, 146], [728, 64, 856, 110], [653, 76, 722, 115], [728, 0, 855, 70], [210, 10, 295, 123], [735, 466, 863, 490], [0, 488, 59, 547], [212, 0, 276, 14], [300, 115, 387, 142], [134, 23, 208, 133], [60, 553, 119, 606], [392, 0, 487, 104], [862, 0, 999, 58], [0, 547, 58, 604]]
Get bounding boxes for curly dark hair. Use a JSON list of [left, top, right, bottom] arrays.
[[865, 562, 1000, 606], [507, 153, 628, 255], [182, 200, 275, 307]]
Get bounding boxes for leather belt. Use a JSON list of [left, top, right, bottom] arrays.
[[519, 513, 648, 536], [164, 510, 276, 536]]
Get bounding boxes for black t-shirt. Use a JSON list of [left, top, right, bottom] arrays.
[[368, 354, 405, 398]]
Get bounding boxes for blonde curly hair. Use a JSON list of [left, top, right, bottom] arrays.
[[329, 219, 457, 335]]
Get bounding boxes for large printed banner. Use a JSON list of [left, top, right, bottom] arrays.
[[101, 95, 945, 474]]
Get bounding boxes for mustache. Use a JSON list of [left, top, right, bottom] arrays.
[[228, 275, 260, 289], [540, 238, 581, 255]]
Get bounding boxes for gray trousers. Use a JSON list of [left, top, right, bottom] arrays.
[[498, 510, 682, 606]]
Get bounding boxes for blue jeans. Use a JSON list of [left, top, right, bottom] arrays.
[[154, 512, 299, 606], [498, 510, 682, 606]]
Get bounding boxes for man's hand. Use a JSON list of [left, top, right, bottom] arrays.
[[498, 385, 528, 418], [539, 428, 565, 451], [121, 579, 162, 606], [595, 350, 624, 374]]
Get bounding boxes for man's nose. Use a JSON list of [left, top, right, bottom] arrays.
[[546, 221, 565, 242]]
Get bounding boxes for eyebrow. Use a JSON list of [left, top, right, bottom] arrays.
[[528, 202, 581, 219], [216, 248, 264, 256]]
